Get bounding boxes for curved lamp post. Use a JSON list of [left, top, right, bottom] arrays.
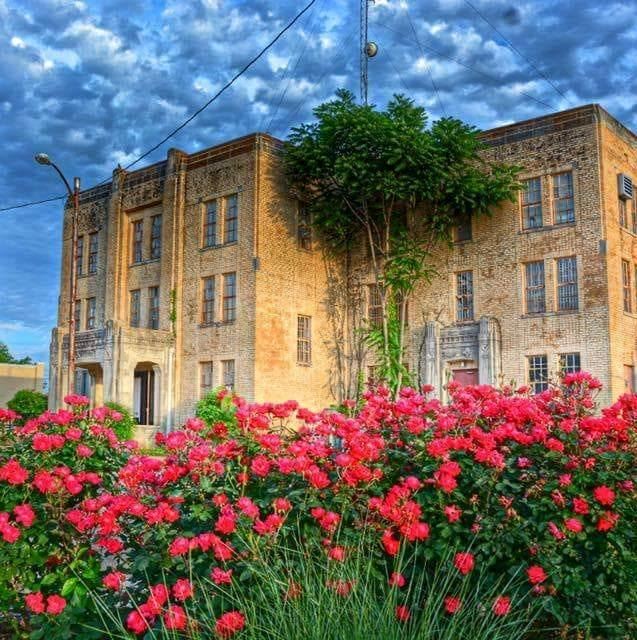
[[35, 153, 81, 396]]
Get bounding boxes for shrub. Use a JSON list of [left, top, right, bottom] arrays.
[[104, 402, 136, 442], [195, 387, 237, 427], [7, 389, 48, 422]]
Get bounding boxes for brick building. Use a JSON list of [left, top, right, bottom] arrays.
[[49, 104, 637, 428]]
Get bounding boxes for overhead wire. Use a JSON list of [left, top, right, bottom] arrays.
[[0, 0, 318, 214], [462, 0, 572, 106], [377, 23, 557, 111]]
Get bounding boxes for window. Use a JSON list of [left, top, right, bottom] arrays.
[[624, 365, 634, 393], [203, 201, 217, 248], [130, 290, 141, 328], [528, 355, 548, 393], [88, 233, 98, 274], [76, 236, 84, 276], [200, 361, 213, 397], [525, 261, 545, 314], [632, 196, 637, 234], [224, 194, 238, 244], [521, 177, 543, 229], [456, 271, 474, 321], [454, 213, 472, 242], [150, 215, 162, 259], [297, 315, 312, 365], [222, 272, 236, 322], [86, 297, 96, 330], [367, 285, 382, 326], [622, 259, 632, 313], [132, 220, 143, 263], [556, 257, 578, 311], [201, 276, 215, 324], [222, 359, 235, 391], [74, 300, 81, 331], [148, 286, 159, 329], [552, 172, 574, 224], [619, 198, 628, 228], [297, 204, 312, 250], [559, 353, 581, 375]]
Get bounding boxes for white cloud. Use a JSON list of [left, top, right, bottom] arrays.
[[10, 35, 25, 48]]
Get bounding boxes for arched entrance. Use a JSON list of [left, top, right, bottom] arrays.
[[133, 362, 160, 425]]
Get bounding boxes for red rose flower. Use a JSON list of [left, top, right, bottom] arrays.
[[454, 552, 475, 575], [593, 485, 615, 506], [164, 605, 187, 630], [444, 596, 462, 614], [103, 571, 126, 591], [172, 578, 194, 601], [389, 572, 406, 588], [526, 565, 547, 585], [46, 595, 66, 615], [126, 610, 150, 635], [492, 595, 511, 616], [211, 567, 233, 585], [395, 605, 410, 622], [215, 611, 246, 638], [13, 504, 36, 527], [25, 592, 45, 614]]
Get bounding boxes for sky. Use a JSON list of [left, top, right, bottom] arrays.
[[1, 0, 636, 366]]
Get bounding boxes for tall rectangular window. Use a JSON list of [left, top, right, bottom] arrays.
[[368, 285, 382, 326], [632, 196, 637, 234], [200, 361, 213, 397], [525, 261, 545, 314], [203, 200, 217, 248], [456, 271, 474, 321], [88, 232, 98, 274], [224, 193, 238, 243], [622, 259, 632, 313], [556, 257, 578, 311], [454, 212, 472, 242], [86, 297, 96, 330], [624, 365, 634, 393], [528, 355, 548, 394], [130, 289, 141, 328], [297, 315, 312, 365], [74, 300, 81, 332], [222, 272, 237, 322], [201, 276, 215, 324], [619, 198, 628, 228], [521, 177, 543, 229], [132, 220, 143, 263], [297, 204, 312, 250], [150, 215, 162, 259], [148, 286, 159, 329], [559, 353, 581, 375], [222, 359, 235, 391], [553, 172, 574, 224], [76, 235, 84, 276]]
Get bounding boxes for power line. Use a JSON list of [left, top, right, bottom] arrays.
[[0, 0, 318, 214], [403, 7, 447, 116], [462, 0, 572, 106], [377, 23, 557, 111]]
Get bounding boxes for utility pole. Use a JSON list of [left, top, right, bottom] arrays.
[[360, 0, 378, 105]]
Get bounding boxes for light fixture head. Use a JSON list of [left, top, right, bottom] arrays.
[[34, 153, 51, 165], [365, 41, 378, 58]]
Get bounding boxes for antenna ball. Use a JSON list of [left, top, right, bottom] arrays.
[[365, 41, 378, 58]]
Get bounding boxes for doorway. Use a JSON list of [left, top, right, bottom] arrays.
[[134, 368, 155, 425], [452, 368, 479, 386]]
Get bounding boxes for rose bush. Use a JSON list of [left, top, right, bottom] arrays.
[[1, 375, 636, 639]]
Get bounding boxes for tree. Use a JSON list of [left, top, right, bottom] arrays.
[[0, 341, 34, 365], [7, 389, 47, 421], [283, 90, 520, 394]]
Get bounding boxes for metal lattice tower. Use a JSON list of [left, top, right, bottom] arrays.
[[360, 0, 374, 104]]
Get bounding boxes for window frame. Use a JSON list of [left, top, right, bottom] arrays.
[[200, 361, 214, 397], [559, 352, 581, 375], [148, 286, 160, 330], [556, 256, 578, 311], [130, 289, 141, 328], [297, 315, 312, 365], [88, 232, 98, 274], [222, 272, 237, 322], [222, 359, 235, 391], [86, 297, 96, 330], [201, 276, 215, 325], [132, 219, 144, 264], [528, 354, 548, 394], [203, 200, 218, 248], [622, 259, 632, 313], [455, 270, 474, 321], [297, 203, 312, 250], [453, 212, 472, 242], [74, 300, 81, 332], [524, 261, 546, 314], [223, 193, 238, 244], [150, 214, 162, 260], [367, 284, 383, 327], [76, 235, 84, 276], [521, 177, 543, 229], [552, 171, 575, 225]]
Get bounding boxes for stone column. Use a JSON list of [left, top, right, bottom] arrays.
[[421, 321, 441, 395]]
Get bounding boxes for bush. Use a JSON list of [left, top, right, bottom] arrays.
[[104, 402, 136, 442], [7, 389, 48, 422], [1, 377, 636, 639], [195, 387, 237, 426]]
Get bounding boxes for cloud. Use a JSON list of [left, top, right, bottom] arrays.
[[1, 0, 637, 367]]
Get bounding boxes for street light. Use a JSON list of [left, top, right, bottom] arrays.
[[35, 153, 81, 397]]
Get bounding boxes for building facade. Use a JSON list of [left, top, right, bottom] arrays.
[[0, 363, 45, 408], [49, 104, 637, 428]]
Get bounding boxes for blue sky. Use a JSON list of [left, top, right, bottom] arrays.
[[1, 0, 636, 365]]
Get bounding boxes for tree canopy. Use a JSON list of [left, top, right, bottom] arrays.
[[0, 341, 34, 365]]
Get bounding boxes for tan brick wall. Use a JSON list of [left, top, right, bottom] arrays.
[[0, 363, 45, 408]]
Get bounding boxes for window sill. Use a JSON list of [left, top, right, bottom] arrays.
[[452, 239, 472, 246], [297, 362, 312, 367], [130, 258, 160, 267], [200, 241, 238, 252], [199, 320, 236, 328], [454, 319, 476, 325], [519, 222, 575, 234], [520, 310, 579, 319]]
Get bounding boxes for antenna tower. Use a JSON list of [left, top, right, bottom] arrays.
[[360, 0, 377, 104]]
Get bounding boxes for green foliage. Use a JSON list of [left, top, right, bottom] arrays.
[[0, 341, 34, 365], [7, 389, 47, 421], [195, 388, 237, 427], [104, 402, 136, 441]]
